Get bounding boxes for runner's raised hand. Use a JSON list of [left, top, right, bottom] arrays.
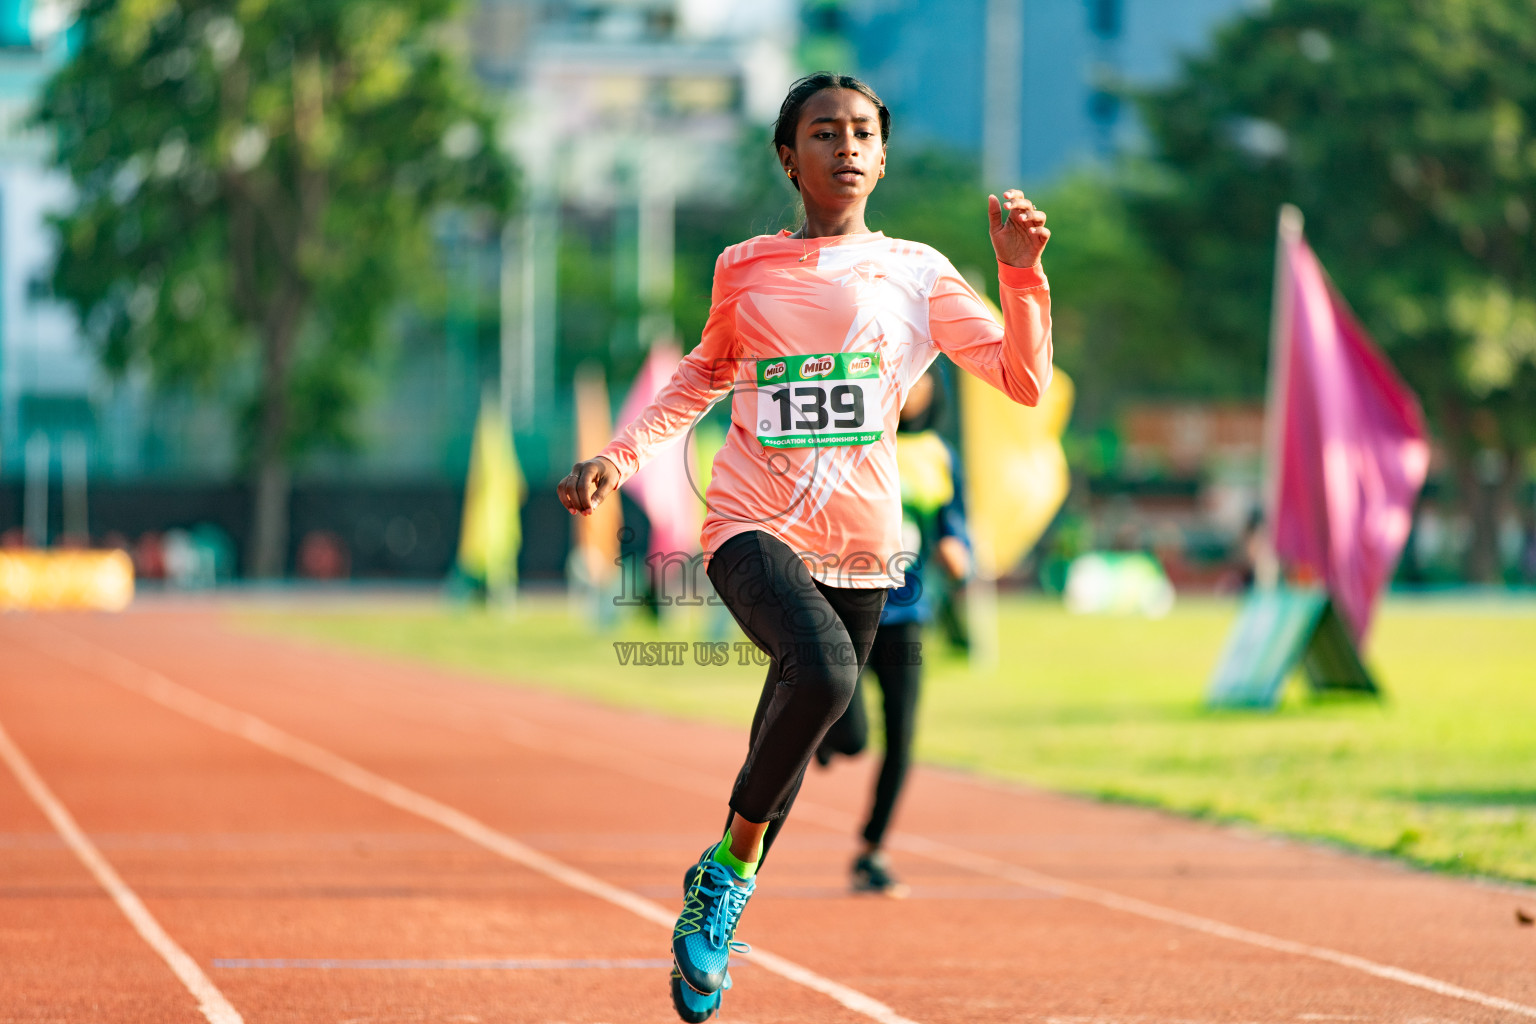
[[988, 189, 1050, 269], [557, 456, 620, 516]]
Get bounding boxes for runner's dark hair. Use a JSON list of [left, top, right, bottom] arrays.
[[773, 73, 891, 192]]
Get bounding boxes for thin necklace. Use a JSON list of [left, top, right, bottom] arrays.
[[794, 223, 869, 261], [792, 226, 811, 263]]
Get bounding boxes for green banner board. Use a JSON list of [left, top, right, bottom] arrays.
[[1206, 586, 1378, 709]]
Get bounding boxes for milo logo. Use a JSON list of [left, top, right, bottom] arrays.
[[763, 360, 786, 380], [801, 355, 835, 378], [848, 356, 872, 375]]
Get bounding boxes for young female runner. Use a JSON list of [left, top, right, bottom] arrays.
[[556, 72, 1053, 1021]]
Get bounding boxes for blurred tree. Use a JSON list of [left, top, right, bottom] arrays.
[[1014, 172, 1185, 427], [867, 146, 993, 275], [38, 0, 513, 577], [1132, 0, 1536, 581], [870, 151, 1186, 430], [672, 130, 798, 367]]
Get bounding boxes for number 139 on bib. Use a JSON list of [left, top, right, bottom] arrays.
[[754, 352, 884, 449]]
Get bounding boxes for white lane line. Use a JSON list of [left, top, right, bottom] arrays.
[[38, 621, 1536, 1022], [25, 626, 922, 1024], [0, 717, 244, 1024], [351, 677, 1536, 1021], [885, 833, 1536, 1021]]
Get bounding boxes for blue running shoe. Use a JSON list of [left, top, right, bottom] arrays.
[[671, 846, 754, 996], [670, 962, 731, 1022]]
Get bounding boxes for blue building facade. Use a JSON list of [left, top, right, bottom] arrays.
[[843, 0, 1253, 184], [0, 1, 86, 482]]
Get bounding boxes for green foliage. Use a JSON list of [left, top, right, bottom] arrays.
[[554, 217, 622, 384], [38, 0, 514, 461], [870, 152, 1191, 427], [1019, 172, 1187, 423], [247, 595, 1536, 884], [1130, 0, 1536, 460], [866, 147, 994, 279], [549, 131, 796, 391], [673, 130, 800, 360]]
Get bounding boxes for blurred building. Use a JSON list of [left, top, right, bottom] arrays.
[[842, 0, 1251, 184], [0, 1, 82, 484]]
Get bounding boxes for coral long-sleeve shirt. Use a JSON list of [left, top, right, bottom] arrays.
[[598, 229, 1052, 589]]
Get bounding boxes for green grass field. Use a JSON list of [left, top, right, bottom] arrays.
[[243, 593, 1536, 885]]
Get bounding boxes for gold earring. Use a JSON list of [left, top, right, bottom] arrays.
[[786, 168, 795, 179]]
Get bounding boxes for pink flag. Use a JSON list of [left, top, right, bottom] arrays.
[[1266, 207, 1430, 644], [616, 343, 703, 560]]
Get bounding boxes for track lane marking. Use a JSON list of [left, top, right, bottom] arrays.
[[886, 833, 1536, 1020], [23, 624, 922, 1024], [34, 620, 1536, 1022], [563, 728, 1536, 1020], [0, 717, 244, 1024], [298, 652, 1536, 1021]]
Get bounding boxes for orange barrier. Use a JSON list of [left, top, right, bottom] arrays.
[[0, 550, 135, 612]]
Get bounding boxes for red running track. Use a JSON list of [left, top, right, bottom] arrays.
[[1, 607, 1533, 1023]]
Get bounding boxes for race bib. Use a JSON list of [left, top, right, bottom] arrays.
[[755, 352, 883, 448]]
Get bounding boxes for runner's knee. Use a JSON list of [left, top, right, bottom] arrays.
[[787, 641, 861, 715]]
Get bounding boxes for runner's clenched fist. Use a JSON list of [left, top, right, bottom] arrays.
[[988, 189, 1050, 269], [557, 456, 620, 516]]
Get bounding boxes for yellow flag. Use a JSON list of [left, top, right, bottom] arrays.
[[961, 297, 1075, 580], [457, 394, 524, 593]]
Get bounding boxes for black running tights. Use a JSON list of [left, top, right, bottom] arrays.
[[706, 530, 887, 863]]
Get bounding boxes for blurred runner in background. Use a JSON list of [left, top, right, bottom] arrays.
[[816, 366, 970, 896]]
